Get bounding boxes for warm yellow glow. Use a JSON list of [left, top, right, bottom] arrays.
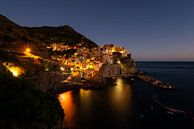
[[58, 91, 75, 127], [3, 62, 24, 77], [24, 48, 40, 60], [47, 43, 130, 81], [25, 48, 31, 53], [79, 89, 92, 108], [108, 79, 133, 112], [12, 69, 19, 77], [60, 67, 65, 71]]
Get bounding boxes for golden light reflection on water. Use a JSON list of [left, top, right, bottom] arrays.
[[58, 79, 133, 128], [79, 89, 93, 113], [80, 89, 92, 104], [58, 91, 75, 127], [58, 89, 93, 128], [108, 79, 133, 113]]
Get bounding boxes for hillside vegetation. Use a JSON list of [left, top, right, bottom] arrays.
[[0, 14, 97, 48]]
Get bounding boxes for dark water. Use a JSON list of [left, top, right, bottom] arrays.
[[136, 62, 194, 108], [58, 62, 194, 129]]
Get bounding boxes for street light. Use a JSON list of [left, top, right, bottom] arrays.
[[60, 67, 65, 71], [25, 48, 31, 53]]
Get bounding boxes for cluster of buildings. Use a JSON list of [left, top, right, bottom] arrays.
[[1, 42, 135, 83], [99, 44, 129, 64], [47, 43, 82, 51], [47, 43, 134, 82]]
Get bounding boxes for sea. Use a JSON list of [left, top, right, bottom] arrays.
[[57, 62, 194, 129]]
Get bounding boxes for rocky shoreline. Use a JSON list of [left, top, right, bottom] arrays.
[[136, 71, 176, 90], [52, 78, 114, 93], [53, 72, 176, 94]]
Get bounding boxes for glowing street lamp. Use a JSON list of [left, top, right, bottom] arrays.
[[60, 67, 65, 71], [12, 70, 19, 77], [25, 48, 31, 53], [3, 62, 24, 77]]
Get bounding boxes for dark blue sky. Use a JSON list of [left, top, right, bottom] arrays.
[[0, 0, 194, 61]]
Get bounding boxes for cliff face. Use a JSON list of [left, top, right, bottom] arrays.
[[98, 44, 137, 78], [100, 64, 121, 78], [98, 61, 136, 79], [120, 57, 137, 76], [94, 45, 137, 80]]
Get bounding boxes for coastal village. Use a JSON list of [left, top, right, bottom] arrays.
[[0, 14, 184, 129], [1, 40, 175, 92], [48, 43, 136, 80], [1, 42, 137, 91]]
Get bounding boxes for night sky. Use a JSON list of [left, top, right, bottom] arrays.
[[0, 0, 194, 61]]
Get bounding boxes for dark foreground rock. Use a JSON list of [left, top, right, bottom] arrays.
[[0, 73, 64, 129]]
